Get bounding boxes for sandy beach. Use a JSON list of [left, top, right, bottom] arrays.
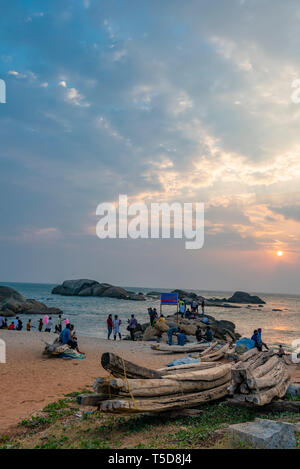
[[0, 330, 186, 435], [1, 329, 299, 436]]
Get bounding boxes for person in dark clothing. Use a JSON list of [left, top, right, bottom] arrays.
[[167, 327, 178, 346], [148, 308, 154, 326], [204, 326, 213, 342], [257, 328, 269, 351], [16, 319, 23, 331], [196, 326, 203, 342], [38, 318, 43, 332], [251, 330, 262, 351], [107, 314, 113, 340]]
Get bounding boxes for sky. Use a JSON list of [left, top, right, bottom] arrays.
[[1, 0, 300, 294]]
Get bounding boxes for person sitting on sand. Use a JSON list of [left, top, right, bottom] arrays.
[[177, 329, 186, 346], [107, 314, 113, 340], [26, 319, 32, 331], [196, 326, 203, 342], [8, 321, 14, 330], [59, 323, 83, 354], [113, 315, 122, 340], [185, 308, 191, 319], [158, 314, 165, 323], [257, 328, 269, 351], [204, 326, 213, 342], [2, 318, 8, 329]]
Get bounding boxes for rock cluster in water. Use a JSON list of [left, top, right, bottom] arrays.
[[52, 279, 146, 301], [0, 286, 63, 317]]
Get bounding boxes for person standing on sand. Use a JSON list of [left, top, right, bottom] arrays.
[[55, 314, 63, 333], [201, 299, 205, 315], [38, 318, 43, 332], [16, 319, 23, 331], [13, 316, 19, 330], [113, 315, 122, 340], [45, 317, 52, 333], [107, 314, 113, 340], [26, 319, 32, 331], [128, 314, 138, 341]]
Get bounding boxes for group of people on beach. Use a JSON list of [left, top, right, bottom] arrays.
[[0, 314, 64, 333], [106, 313, 138, 341], [178, 298, 205, 318]]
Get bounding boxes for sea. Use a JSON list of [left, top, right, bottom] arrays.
[[1, 282, 300, 350]]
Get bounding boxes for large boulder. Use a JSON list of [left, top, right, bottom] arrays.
[[171, 289, 198, 300], [102, 286, 128, 299], [0, 286, 63, 317], [229, 419, 296, 449], [142, 326, 161, 341], [226, 291, 265, 305], [52, 279, 99, 296], [52, 279, 145, 301]]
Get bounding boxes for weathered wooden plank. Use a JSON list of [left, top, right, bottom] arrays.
[[108, 372, 231, 397], [160, 364, 232, 382], [101, 352, 162, 379], [99, 383, 229, 414]]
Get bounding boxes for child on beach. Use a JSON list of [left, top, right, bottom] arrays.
[[113, 315, 122, 340], [26, 319, 31, 331], [8, 321, 14, 330]]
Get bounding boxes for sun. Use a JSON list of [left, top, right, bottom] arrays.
[[276, 250, 284, 257]]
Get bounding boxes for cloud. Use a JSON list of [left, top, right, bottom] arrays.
[[1, 0, 300, 290]]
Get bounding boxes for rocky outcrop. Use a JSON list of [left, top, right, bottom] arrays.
[[0, 286, 62, 317], [52, 279, 146, 301], [226, 291, 265, 305], [138, 313, 240, 343], [171, 289, 199, 300]]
